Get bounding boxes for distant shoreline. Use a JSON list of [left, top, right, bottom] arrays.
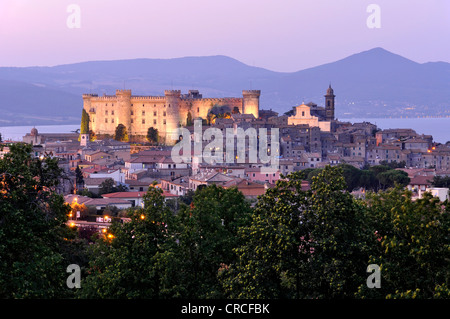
[[1, 117, 449, 144]]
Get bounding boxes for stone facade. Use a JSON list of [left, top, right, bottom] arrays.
[[83, 89, 260, 145], [287, 85, 335, 132]]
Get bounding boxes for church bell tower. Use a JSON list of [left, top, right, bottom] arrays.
[[325, 84, 335, 121]]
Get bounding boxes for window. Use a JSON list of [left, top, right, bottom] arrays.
[[163, 111, 166, 116], [131, 110, 134, 115], [105, 118, 108, 123], [142, 119, 145, 124], [105, 110, 108, 115], [197, 108, 199, 112], [142, 111, 145, 116], [111, 110, 114, 115], [153, 119, 157, 125], [302, 111, 305, 117], [163, 119, 166, 125], [131, 119, 134, 123], [111, 118, 114, 123], [154, 111, 157, 116]]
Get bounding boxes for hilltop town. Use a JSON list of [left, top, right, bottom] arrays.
[[2, 85, 450, 229]]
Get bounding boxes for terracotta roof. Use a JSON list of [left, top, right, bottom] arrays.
[[409, 175, 433, 186], [102, 191, 178, 198], [64, 194, 131, 206], [125, 179, 150, 186]]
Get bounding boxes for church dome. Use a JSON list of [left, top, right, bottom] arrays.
[[31, 127, 38, 136]]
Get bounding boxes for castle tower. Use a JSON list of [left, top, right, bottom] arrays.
[[164, 90, 182, 145], [324, 84, 335, 121], [242, 90, 260, 119], [116, 89, 132, 134]]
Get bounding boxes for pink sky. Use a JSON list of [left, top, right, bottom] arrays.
[[0, 0, 449, 71]]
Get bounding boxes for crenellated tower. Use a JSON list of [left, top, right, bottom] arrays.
[[242, 90, 260, 119], [164, 90, 182, 145], [116, 89, 132, 134]]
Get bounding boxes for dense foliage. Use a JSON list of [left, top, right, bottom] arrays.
[[80, 109, 90, 134], [0, 143, 84, 298], [114, 124, 129, 142], [146, 127, 159, 145], [0, 144, 448, 299]]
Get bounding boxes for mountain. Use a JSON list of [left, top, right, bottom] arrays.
[[0, 47, 449, 126]]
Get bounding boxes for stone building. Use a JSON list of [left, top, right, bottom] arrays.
[[82, 89, 260, 145], [287, 85, 336, 132]]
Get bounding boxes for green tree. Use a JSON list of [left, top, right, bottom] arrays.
[[302, 166, 373, 298], [186, 112, 193, 126], [146, 127, 159, 145], [98, 178, 128, 195], [75, 165, 84, 190], [166, 185, 252, 298], [98, 178, 116, 195], [114, 124, 129, 142], [0, 143, 76, 298], [431, 175, 450, 188], [338, 163, 362, 192], [80, 109, 90, 134], [221, 171, 311, 298], [379, 160, 406, 169], [357, 188, 450, 298], [221, 167, 373, 299], [358, 169, 378, 191], [77, 186, 176, 298], [377, 170, 410, 189]]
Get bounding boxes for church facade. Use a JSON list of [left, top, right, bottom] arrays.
[[287, 85, 336, 132]]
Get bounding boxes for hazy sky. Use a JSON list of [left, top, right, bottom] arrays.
[[0, 0, 449, 72]]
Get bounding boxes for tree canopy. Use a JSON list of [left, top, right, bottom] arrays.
[[114, 124, 129, 142], [1, 145, 447, 299]]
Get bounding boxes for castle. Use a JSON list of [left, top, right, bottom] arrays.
[[82, 89, 260, 145]]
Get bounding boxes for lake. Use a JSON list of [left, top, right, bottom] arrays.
[[0, 117, 449, 144]]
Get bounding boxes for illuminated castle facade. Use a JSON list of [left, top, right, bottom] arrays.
[[82, 89, 260, 144]]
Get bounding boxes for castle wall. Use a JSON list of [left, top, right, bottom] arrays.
[[83, 89, 259, 145]]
